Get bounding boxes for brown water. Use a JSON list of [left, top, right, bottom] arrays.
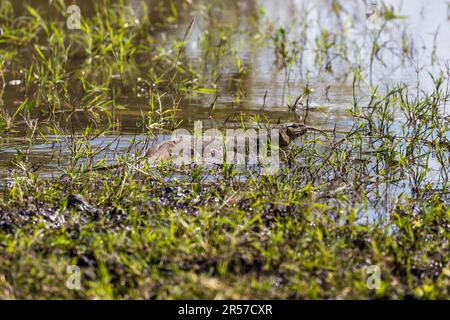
[[0, 0, 449, 181]]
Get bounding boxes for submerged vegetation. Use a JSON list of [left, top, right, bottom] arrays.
[[0, 0, 449, 299]]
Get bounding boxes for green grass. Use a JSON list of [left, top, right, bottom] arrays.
[[0, 153, 449, 299]]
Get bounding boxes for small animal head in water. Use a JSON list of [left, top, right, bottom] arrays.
[[279, 123, 308, 147]]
